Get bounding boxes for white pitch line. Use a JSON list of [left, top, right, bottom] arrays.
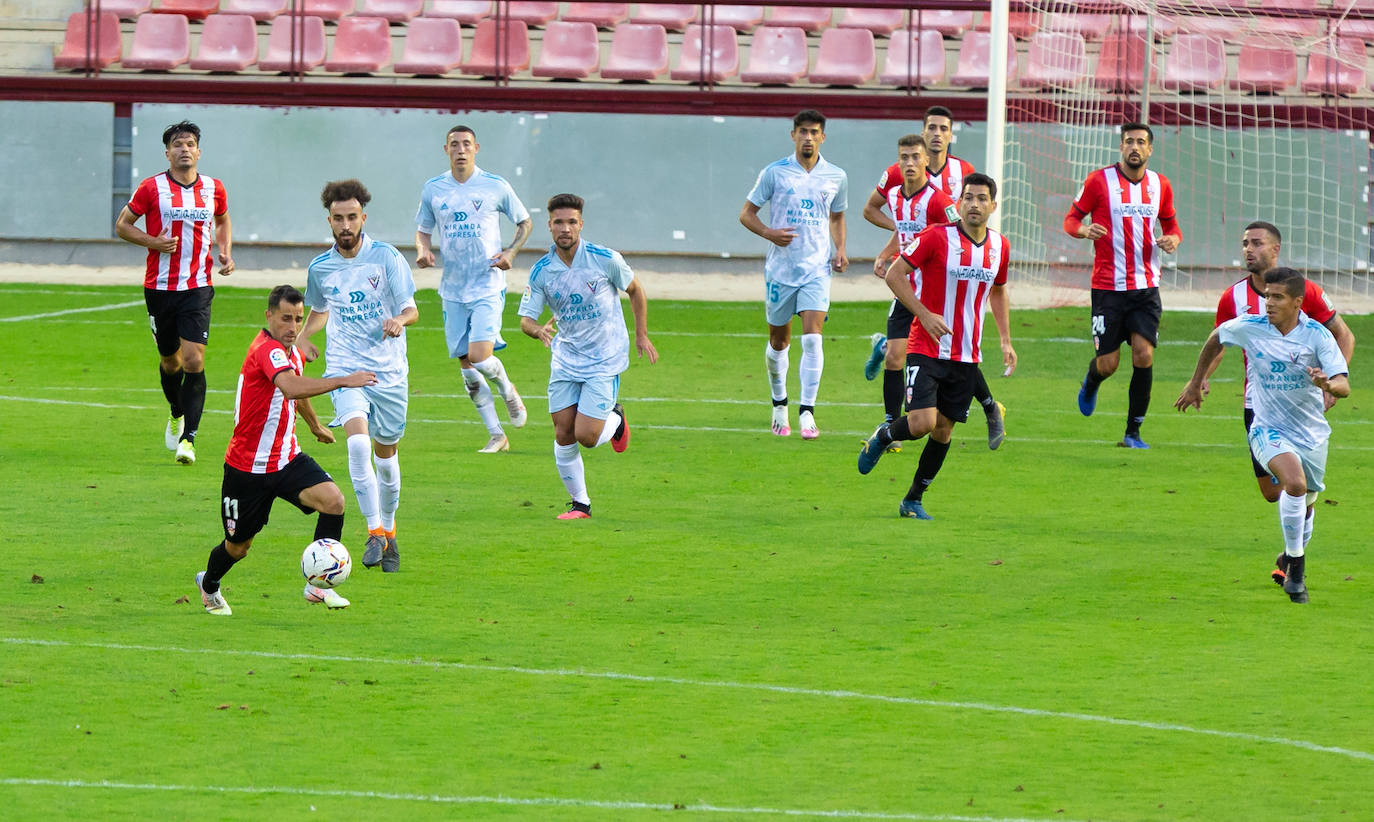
[[0, 778, 1092, 822], [0, 300, 143, 323], [6, 637, 1372, 765]]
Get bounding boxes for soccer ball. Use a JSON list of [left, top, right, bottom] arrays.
[[301, 538, 351, 589]]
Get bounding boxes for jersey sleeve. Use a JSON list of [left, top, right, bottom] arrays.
[[831, 171, 848, 213], [1069, 172, 1099, 218], [257, 339, 295, 380], [304, 263, 327, 312], [1316, 324, 1349, 377], [928, 189, 958, 227], [415, 183, 437, 233], [1216, 316, 1252, 350], [745, 166, 774, 208], [517, 262, 548, 319], [1214, 292, 1236, 327], [128, 178, 155, 217], [214, 181, 228, 217], [605, 249, 636, 292], [875, 163, 898, 196], [501, 180, 531, 225], [1305, 281, 1336, 325], [385, 245, 418, 310], [994, 237, 1010, 286], [899, 226, 940, 270]]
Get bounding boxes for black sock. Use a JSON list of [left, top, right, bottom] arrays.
[[1126, 365, 1153, 436], [888, 414, 915, 442], [1084, 358, 1105, 388], [315, 512, 344, 542], [799, 404, 814, 416], [772, 397, 788, 407], [160, 367, 184, 418], [972, 367, 994, 409], [907, 438, 951, 501], [179, 370, 207, 443], [882, 368, 904, 422], [201, 542, 238, 594]]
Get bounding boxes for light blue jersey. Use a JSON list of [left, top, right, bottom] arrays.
[[518, 240, 635, 381], [305, 234, 417, 387], [1218, 311, 1348, 450], [415, 167, 530, 303], [746, 154, 848, 287]]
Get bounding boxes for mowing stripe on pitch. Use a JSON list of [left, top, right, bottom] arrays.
[[5, 637, 1372, 765], [0, 300, 143, 323]]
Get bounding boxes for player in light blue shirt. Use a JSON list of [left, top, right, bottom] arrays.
[[416, 125, 534, 454], [519, 193, 658, 520], [301, 179, 417, 576], [1178, 267, 1350, 604], [739, 109, 848, 441]]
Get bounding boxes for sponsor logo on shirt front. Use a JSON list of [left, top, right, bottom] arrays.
[[951, 265, 997, 283], [1115, 203, 1158, 218], [166, 207, 211, 221]]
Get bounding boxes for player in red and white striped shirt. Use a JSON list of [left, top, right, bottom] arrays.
[[116, 121, 234, 467], [193, 285, 376, 616], [1063, 123, 1181, 450], [857, 173, 1017, 520]]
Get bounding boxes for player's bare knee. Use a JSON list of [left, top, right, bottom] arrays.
[[160, 352, 182, 373], [1283, 478, 1307, 498], [883, 344, 905, 369], [1096, 355, 1120, 378], [180, 349, 205, 372], [226, 539, 251, 559]]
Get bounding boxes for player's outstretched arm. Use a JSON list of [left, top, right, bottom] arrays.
[[383, 305, 419, 338], [215, 212, 235, 275], [115, 206, 178, 254], [273, 369, 376, 401], [872, 232, 899, 278], [739, 202, 796, 247], [829, 211, 848, 273], [1326, 313, 1356, 363], [1176, 331, 1226, 412], [296, 396, 334, 444], [492, 218, 535, 271], [884, 257, 949, 340], [297, 308, 329, 362], [415, 230, 436, 268], [625, 278, 658, 364], [988, 284, 1016, 376], [1308, 369, 1350, 399], [862, 190, 895, 232], [521, 315, 555, 347]]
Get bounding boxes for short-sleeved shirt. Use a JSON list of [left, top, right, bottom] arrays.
[[127, 171, 228, 291], [899, 224, 1010, 363], [880, 153, 974, 200], [1070, 164, 1177, 291], [1217, 312, 1348, 450], [1215, 275, 1337, 410], [226, 330, 302, 474], [874, 178, 957, 248], [415, 167, 530, 303], [518, 240, 635, 381], [305, 234, 417, 387], [746, 154, 848, 287]]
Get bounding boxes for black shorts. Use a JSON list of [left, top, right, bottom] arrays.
[[145, 286, 213, 356], [220, 453, 333, 543], [1243, 407, 1266, 478], [1090, 287, 1160, 355], [885, 298, 915, 341], [905, 352, 978, 423]]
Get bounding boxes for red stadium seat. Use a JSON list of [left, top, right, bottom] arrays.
[[361, 0, 424, 23], [740, 25, 808, 84], [325, 16, 392, 72], [949, 29, 1015, 88], [600, 22, 668, 80], [1336, 19, 1374, 40], [463, 18, 529, 75], [880, 27, 945, 88], [394, 16, 464, 73], [764, 6, 829, 33], [99, 0, 153, 19], [221, 0, 287, 21], [1093, 30, 1153, 92], [1302, 37, 1366, 95], [54, 11, 123, 70], [1022, 31, 1087, 88], [908, 9, 974, 38], [425, 0, 490, 25], [974, 11, 1039, 39], [301, 0, 353, 21], [504, 2, 559, 26], [1045, 13, 1112, 40], [703, 5, 764, 33], [1231, 38, 1297, 93], [562, 3, 628, 28], [670, 24, 738, 82], [532, 20, 599, 78], [630, 4, 696, 32], [1120, 14, 1176, 40], [154, 0, 219, 21], [808, 27, 875, 86], [837, 8, 903, 36], [189, 12, 258, 70], [122, 13, 191, 69], [259, 14, 327, 71], [1178, 15, 1250, 39], [1161, 33, 1226, 91]]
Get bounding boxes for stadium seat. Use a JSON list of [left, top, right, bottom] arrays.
[[154, 0, 220, 21], [837, 8, 903, 36], [739, 25, 808, 84], [764, 6, 829, 33], [703, 5, 764, 33], [394, 16, 463, 73], [122, 13, 191, 69], [463, 18, 529, 75], [670, 24, 738, 82], [189, 12, 258, 70], [259, 14, 327, 71], [504, 2, 559, 26], [325, 16, 392, 72], [974, 11, 1039, 39], [1022, 31, 1087, 88], [221, 0, 287, 20], [599, 22, 668, 80], [1045, 13, 1112, 40], [532, 20, 599, 78], [425, 0, 490, 24], [1121, 14, 1176, 40], [1092, 30, 1153, 92], [1301, 37, 1366, 95], [949, 30, 1015, 88], [1336, 19, 1374, 40], [630, 4, 697, 32], [1230, 38, 1298, 93], [362, 0, 424, 23], [562, 3, 628, 28], [879, 27, 945, 88], [1178, 15, 1249, 39], [808, 27, 875, 86], [54, 11, 123, 70], [1161, 33, 1226, 92], [908, 9, 975, 38], [99, 0, 153, 19], [301, 0, 353, 21]]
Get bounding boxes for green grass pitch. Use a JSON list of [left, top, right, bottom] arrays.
[[1, 282, 1371, 821]]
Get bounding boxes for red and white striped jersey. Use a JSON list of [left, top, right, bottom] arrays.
[[1070, 164, 1177, 291], [127, 172, 228, 291], [226, 330, 302, 474], [879, 153, 974, 201], [874, 179, 958, 248], [899, 224, 1009, 363], [1215, 274, 1337, 409]]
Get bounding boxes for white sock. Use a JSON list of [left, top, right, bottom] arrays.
[[462, 367, 502, 435], [374, 452, 400, 532], [593, 411, 621, 447], [1303, 507, 1315, 547], [1278, 490, 1305, 557], [554, 441, 589, 505], [347, 434, 381, 531], [799, 333, 824, 407], [473, 355, 513, 400], [765, 343, 789, 402]]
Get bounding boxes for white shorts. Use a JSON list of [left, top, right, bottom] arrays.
[[548, 375, 620, 420], [442, 294, 504, 358], [1248, 426, 1327, 494], [330, 381, 408, 445], [765, 278, 830, 327]]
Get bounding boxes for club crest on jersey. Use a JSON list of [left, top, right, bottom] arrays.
[[585, 280, 598, 295], [368, 276, 381, 291], [471, 199, 483, 211]]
